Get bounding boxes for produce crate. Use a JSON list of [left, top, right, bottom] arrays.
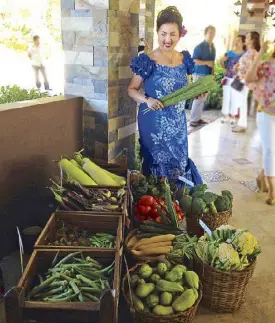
[[17, 249, 121, 323], [35, 213, 123, 252]]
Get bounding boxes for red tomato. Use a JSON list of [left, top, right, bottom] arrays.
[[138, 205, 151, 217], [140, 195, 155, 206], [155, 216, 162, 223], [150, 207, 159, 219], [174, 204, 181, 212]]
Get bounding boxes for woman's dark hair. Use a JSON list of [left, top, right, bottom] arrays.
[[33, 35, 39, 41], [204, 25, 216, 35], [249, 31, 261, 51], [156, 6, 183, 34], [237, 35, 246, 51]]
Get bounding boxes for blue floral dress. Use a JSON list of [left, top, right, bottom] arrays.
[[131, 51, 203, 188]]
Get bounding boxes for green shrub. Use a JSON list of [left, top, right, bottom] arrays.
[[205, 64, 226, 110], [0, 85, 49, 104]]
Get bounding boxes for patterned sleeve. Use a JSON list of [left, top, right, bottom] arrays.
[[183, 50, 194, 75], [257, 62, 270, 80], [130, 53, 156, 79]]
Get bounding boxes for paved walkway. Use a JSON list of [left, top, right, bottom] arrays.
[[190, 117, 274, 323]]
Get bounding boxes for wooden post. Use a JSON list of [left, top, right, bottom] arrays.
[[4, 287, 24, 323]]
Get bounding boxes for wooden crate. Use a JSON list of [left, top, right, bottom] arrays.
[[17, 249, 121, 323], [35, 213, 123, 251]]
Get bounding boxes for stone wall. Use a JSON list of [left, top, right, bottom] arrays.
[[239, 0, 268, 35], [140, 0, 156, 49], [61, 0, 157, 167]]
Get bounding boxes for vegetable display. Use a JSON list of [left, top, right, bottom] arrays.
[[126, 260, 200, 316], [58, 150, 126, 187], [133, 178, 182, 229], [131, 174, 177, 203], [143, 75, 217, 113], [195, 225, 261, 271], [176, 184, 233, 215], [27, 252, 114, 302], [135, 196, 184, 224], [49, 180, 125, 212], [126, 228, 175, 260], [47, 221, 116, 248]]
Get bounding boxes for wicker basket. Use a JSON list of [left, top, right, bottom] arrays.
[[122, 263, 202, 323], [194, 256, 256, 313], [186, 209, 232, 237]]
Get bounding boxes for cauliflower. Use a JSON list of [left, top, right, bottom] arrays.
[[217, 225, 235, 231], [233, 230, 260, 256], [217, 243, 240, 269]]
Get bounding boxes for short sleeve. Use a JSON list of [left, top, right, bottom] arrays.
[[130, 53, 156, 79], [183, 50, 194, 75], [193, 45, 201, 60]]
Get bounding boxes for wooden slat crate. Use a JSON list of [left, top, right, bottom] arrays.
[[35, 213, 123, 252], [16, 249, 121, 323]]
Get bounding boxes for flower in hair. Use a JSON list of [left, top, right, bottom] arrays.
[[181, 25, 187, 38]]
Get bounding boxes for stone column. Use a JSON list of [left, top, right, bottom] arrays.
[[239, 0, 268, 35], [61, 0, 141, 167], [140, 0, 156, 49]]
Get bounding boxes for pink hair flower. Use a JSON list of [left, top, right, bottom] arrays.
[[181, 25, 188, 38]]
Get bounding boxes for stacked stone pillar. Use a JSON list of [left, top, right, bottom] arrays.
[[61, 0, 155, 166], [239, 0, 268, 35]]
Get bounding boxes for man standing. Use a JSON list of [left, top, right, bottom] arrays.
[[28, 35, 50, 90], [190, 26, 216, 127]]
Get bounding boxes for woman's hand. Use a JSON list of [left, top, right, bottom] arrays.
[[147, 97, 164, 110]]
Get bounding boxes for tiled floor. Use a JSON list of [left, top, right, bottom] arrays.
[[189, 117, 275, 323]]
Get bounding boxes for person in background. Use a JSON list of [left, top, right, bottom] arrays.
[[190, 25, 216, 127], [246, 41, 275, 205], [28, 35, 50, 90], [220, 35, 246, 126], [128, 6, 202, 187], [138, 38, 150, 55], [232, 31, 261, 133]]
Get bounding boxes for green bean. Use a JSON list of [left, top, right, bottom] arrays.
[[44, 293, 78, 302], [54, 252, 81, 268], [28, 275, 59, 298], [82, 292, 99, 302]]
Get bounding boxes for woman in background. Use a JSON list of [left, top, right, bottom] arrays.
[[246, 42, 275, 205], [128, 6, 202, 187], [233, 31, 261, 133], [220, 35, 246, 126]]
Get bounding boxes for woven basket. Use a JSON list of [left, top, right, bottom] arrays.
[[122, 263, 202, 323], [194, 256, 256, 313], [186, 209, 232, 237]]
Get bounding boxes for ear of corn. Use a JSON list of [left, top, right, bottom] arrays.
[[58, 159, 97, 186], [82, 160, 119, 187]]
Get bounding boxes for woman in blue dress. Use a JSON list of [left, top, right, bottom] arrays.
[[128, 6, 202, 188]]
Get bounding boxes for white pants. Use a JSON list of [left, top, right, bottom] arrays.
[[235, 85, 249, 128], [222, 78, 239, 116], [190, 74, 207, 122], [257, 111, 275, 177]]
